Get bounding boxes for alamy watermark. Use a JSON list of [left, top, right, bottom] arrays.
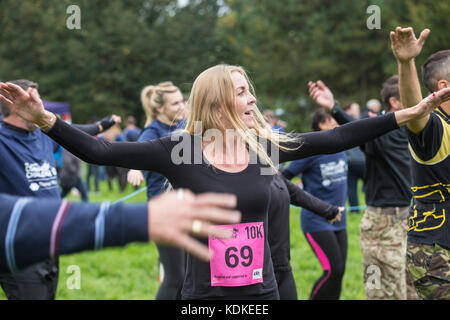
[[169, 122, 281, 175], [366, 5, 381, 30], [66, 5, 81, 30], [65, 5, 381, 31], [66, 265, 81, 290], [365, 264, 381, 291]]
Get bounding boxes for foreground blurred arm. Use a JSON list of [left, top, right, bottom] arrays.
[[0, 190, 240, 274]]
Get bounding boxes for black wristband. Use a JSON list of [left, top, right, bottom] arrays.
[[98, 116, 115, 132], [331, 102, 340, 115], [325, 206, 340, 220]]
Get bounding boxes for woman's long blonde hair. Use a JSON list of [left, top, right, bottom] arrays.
[[140, 81, 180, 127], [185, 64, 299, 171]]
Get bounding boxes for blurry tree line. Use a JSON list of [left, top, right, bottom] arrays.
[[0, 0, 448, 131]]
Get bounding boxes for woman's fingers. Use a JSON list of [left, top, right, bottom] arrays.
[[428, 88, 450, 106]]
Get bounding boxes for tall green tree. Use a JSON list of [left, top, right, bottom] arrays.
[[218, 0, 449, 131], [0, 0, 226, 124]]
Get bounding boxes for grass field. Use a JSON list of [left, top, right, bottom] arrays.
[[0, 179, 366, 300]]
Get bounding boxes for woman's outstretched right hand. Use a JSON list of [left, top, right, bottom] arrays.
[[395, 87, 450, 129]]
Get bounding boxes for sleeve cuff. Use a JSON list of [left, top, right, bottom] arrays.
[[331, 102, 340, 115]]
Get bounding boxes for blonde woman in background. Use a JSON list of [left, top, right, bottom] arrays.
[[128, 81, 186, 300]]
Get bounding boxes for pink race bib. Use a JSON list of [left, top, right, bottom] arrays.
[[208, 222, 264, 287]]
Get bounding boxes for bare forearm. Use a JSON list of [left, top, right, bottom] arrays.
[[398, 60, 429, 133], [398, 59, 423, 108]]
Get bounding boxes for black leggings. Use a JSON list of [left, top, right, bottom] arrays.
[[304, 229, 347, 300], [155, 244, 186, 300]]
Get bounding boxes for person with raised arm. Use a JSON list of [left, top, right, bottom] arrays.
[[391, 26, 450, 300], [0, 64, 448, 300]]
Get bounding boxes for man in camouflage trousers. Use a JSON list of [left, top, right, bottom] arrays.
[[360, 207, 417, 299], [392, 26, 450, 299], [407, 243, 450, 299]]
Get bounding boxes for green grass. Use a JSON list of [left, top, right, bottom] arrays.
[[0, 179, 366, 300]]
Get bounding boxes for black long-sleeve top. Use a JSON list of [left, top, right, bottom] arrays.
[[0, 193, 148, 274], [330, 104, 412, 207], [45, 112, 398, 299], [269, 173, 339, 270]]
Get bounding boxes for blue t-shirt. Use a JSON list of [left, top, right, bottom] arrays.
[[138, 119, 185, 199], [53, 145, 63, 169], [285, 152, 348, 233], [0, 122, 60, 198], [122, 127, 142, 142]]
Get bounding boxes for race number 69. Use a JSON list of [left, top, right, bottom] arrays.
[[225, 245, 253, 268]]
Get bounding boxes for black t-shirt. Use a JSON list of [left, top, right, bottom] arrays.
[[407, 107, 450, 248], [46, 113, 397, 299], [363, 126, 412, 207], [332, 105, 412, 207]]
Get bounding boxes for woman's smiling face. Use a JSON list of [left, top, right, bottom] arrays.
[[231, 71, 256, 129]]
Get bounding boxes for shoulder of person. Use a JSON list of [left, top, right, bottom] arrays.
[[139, 124, 161, 140]]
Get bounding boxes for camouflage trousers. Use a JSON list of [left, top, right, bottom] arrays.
[[360, 206, 419, 300], [406, 242, 450, 300]]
